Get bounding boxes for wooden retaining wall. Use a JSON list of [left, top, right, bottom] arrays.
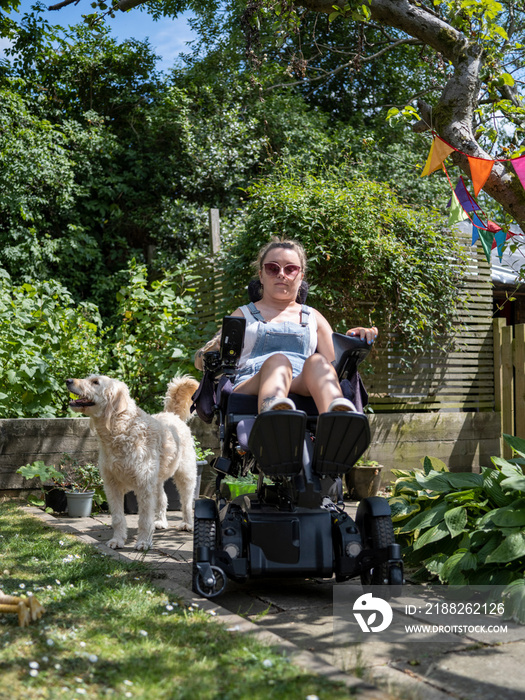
[[1, 411, 501, 494], [0, 418, 99, 491]]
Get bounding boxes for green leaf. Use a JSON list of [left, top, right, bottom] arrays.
[[423, 456, 433, 475], [503, 433, 525, 458], [444, 506, 468, 537], [413, 520, 451, 551], [415, 470, 483, 493], [399, 500, 447, 533], [440, 550, 477, 584], [500, 474, 525, 492], [389, 496, 420, 522], [486, 533, 525, 564], [502, 579, 525, 624], [491, 501, 525, 527], [421, 456, 448, 472]]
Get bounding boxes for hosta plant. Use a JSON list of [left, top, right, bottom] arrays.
[[389, 434, 525, 624]]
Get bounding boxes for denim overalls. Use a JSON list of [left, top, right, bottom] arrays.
[[233, 302, 315, 388]]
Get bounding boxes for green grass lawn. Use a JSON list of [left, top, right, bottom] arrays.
[[0, 501, 351, 699]]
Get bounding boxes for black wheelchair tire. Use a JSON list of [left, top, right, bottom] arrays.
[[192, 517, 218, 595], [360, 514, 395, 587]]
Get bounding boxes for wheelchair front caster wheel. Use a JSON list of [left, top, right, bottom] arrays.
[[389, 565, 403, 597], [194, 565, 227, 598]]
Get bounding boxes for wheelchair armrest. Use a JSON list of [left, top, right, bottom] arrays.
[[333, 333, 370, 381]]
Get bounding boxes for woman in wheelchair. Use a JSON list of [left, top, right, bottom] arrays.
[[194, 237, 377, 414], [191, 238, 403, 598]]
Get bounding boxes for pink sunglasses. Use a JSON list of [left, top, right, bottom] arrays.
[[263, 262, 302, 279]]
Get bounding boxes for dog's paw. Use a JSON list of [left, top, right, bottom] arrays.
[[135, 539, 153, 551], [107, 537, 126, 549], [154, 519, 169, 530], [175, 522, 193, 532]]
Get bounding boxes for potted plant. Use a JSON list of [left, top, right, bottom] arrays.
[[345, 458, 383, 500], [220, 472, 273, 500], [16, 461, 67, 512], [61, 455, 106, 518]]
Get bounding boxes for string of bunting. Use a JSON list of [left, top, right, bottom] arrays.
[[421, 133, 525, 264]]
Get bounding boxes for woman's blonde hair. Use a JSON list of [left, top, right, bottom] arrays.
[[254, 237, 307, 274]]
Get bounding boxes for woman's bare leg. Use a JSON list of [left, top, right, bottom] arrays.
[[233, 354, 293, 412], [290, 353, 344, 413]]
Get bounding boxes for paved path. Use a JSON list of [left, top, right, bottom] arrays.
[[28, 507, 525, 700]]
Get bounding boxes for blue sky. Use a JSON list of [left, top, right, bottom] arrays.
[[4, 1, 196, 71]]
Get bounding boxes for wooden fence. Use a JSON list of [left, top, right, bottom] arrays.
[[364, 228, 494, 412], [493, 317, 525, 458]]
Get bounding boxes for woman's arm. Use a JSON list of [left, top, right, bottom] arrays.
[[313, 310, 378, 364], [313, 311, 337, 363], [193, 308, 245, 370]]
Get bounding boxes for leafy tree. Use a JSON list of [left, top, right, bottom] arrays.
[[66, 0, 525, 229]]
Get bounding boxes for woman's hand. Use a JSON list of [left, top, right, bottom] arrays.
[[346, 326, 378, 345], [194, 332, 221, 370]]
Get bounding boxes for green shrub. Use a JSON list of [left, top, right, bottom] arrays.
[[389, 435, 525, 623], [110, 260, 199, 412], [0, 272, 109, 417]]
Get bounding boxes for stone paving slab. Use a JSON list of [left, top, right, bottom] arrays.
[[24, 506, 525, 700]]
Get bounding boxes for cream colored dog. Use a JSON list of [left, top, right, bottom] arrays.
[[66, 374, 199, 551]]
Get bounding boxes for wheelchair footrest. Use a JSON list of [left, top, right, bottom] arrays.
[[248, 410, 306, 476], [313, 411, 370, 475]]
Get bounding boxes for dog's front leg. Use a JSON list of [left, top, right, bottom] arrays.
[[104, 480, 127, 549]]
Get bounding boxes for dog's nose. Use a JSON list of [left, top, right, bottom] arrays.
[[66, 379, 73, 386]]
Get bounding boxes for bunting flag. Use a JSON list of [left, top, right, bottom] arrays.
[[468, 155, 494, 196], [478, 227, 495, 264], [452, 177, 481, 212], [511, 156, 525, 190], [492, 230, 507, 261], [471, 212, 486, 245], [448, 192, 470, 225], [421, 137, 455, 177]]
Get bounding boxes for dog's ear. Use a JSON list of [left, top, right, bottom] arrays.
[[104, 381, 130, 431]]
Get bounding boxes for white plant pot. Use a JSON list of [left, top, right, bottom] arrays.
[[66, 490, 95, 518]]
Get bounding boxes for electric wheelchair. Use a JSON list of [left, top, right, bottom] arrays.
[[192, 316, 404, 598]]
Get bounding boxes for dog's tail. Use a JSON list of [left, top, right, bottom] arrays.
[[164, 375, 200, 421]]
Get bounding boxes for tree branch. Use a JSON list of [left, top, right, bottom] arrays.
[[49, 0, 81, 11]]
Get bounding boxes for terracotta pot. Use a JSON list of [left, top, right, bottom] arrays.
[[345, 465, 383, 500]]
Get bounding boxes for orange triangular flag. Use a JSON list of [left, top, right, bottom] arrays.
[[421, 137, 455, 176], [468, 156, 494, 196]]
